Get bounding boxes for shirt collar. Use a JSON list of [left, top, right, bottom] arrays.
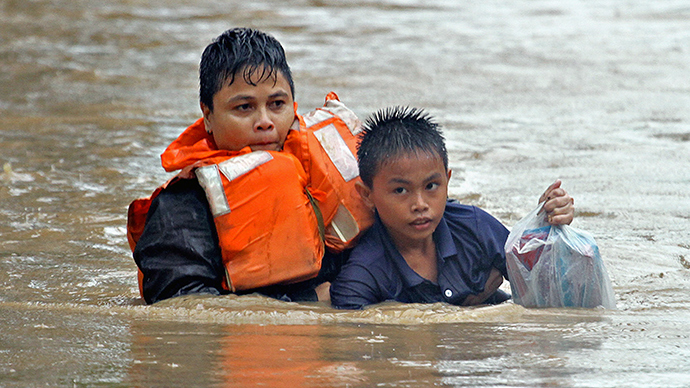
[[375, 210, 457, 288], [433, 216, 458, 262]]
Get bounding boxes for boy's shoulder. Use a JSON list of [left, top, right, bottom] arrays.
[[349, 219, 389, 265], [442, 199, 508, 236], [443, 199, 477, 216], [444, 198, 500, 219], [442, 199, 487, 224], [344, 217, 403, 285], [331, 218, 396, 303]]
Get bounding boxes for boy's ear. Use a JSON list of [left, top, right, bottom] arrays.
[[355, 181, 375, 211], [200, 102, 212, 134], [445, 169, 452, 197]]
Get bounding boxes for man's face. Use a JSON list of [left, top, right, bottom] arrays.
[[201, 70, 295, 152], [359, 152, 450, 251]]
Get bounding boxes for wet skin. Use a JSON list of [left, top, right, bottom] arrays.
[[357, 152, 451, 282], [201, 70, 295, 152]]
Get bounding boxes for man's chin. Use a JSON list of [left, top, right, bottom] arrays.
[[250, 143, 281, 152]]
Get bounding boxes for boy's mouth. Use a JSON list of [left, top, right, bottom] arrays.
[[410, 217, 433, 230]]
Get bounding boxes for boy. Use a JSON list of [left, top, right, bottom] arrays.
[[128, 28, 366, 304], [329, 107, 574, 309]]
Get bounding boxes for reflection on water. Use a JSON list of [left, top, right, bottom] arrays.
[[1, 299, 617, 387], [10, 295, 683, 387], [1, 0, 690, 386]]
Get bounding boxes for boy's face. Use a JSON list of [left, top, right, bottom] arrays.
[[201, 69, 295, 152], [357, 152, 450, 251]]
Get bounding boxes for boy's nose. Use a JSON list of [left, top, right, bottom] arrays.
[[411, 192, 429, 212], [254, 108, 275, 132]]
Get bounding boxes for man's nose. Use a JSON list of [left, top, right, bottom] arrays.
[[255, 107, 275, 132]]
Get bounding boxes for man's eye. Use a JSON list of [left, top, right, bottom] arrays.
[[271, 100, 286, 109], [394, 187, 406, 194], [426, 182, 439, 190], [236, 104, 252, 111]]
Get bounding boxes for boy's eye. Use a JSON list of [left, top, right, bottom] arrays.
[[426, 182, 439, 190], [394, 187, 407, 194]]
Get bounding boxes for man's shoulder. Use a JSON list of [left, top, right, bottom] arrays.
[[148, 178, 210, 222], [158, 177, 204, 196]]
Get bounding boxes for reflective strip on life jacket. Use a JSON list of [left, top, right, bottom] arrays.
[[302, 93, 362, 136], [195, 151, 275, 217], [284, 92, 374, 252], [312, 124, 359, 182]]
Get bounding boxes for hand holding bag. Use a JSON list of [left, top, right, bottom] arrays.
[[505, 204, 616, 309]]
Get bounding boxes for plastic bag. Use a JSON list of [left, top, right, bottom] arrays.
[[504, 204, 616, 309]]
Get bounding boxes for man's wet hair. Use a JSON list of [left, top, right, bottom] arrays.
[[357, 106, 448, 187], [199, 27, 295, 111]]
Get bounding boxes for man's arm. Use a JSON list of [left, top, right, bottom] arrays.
[[133, 179, 226, 304]]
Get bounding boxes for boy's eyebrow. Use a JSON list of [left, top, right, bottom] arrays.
[[387, 172, 444, 185], [388, 177, 411, 185], [424, 172, 444, 181]]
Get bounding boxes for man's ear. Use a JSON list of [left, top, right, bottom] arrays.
[[200, 102, 213, 134], [447, 169, 452, 181], [355, 181, 375, 211]]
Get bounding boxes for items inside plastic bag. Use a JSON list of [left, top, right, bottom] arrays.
[[505, 204, 616, 309]]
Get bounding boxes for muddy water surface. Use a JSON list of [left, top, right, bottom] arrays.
[[1, 0, 689, 386]]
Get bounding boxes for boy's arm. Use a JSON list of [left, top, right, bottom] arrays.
[[459, 206, 511, 306], [330, 263, 382, 310], [462, 267, 504, 306], [133, 179, 226, 304]]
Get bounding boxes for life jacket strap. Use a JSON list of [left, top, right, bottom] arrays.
[[305, 188, 326, 243]]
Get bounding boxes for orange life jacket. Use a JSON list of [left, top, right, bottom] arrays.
[[127, 93, 372, 296], [284, 92, 374, 252], [197, 148, 325, 292]]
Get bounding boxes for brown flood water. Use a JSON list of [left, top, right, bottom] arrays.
[[1, 0, 689, 386]]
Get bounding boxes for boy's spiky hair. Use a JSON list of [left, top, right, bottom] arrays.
[[357, 106, 448, 187], [199, 27, 294, 111]]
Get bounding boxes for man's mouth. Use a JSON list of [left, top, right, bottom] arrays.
[[250, 141, 280, 151]]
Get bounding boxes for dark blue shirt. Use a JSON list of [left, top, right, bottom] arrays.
[[330, 200, 511, 309]]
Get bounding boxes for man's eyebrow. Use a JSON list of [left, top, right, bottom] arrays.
[[269, 91, 289, 98], [225, 91, 288, 104], [226, 95, 254, 104]]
